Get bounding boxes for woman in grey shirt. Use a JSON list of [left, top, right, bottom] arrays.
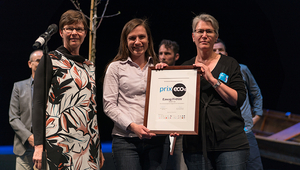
[[103, 18, 167, 170]]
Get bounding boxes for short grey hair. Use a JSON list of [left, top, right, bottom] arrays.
[[192, 14, 219, 36]]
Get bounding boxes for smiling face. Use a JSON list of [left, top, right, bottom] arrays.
[[127, 25, 149, 59], [59, 22, 86, 54], [192, 20, 218, 52]]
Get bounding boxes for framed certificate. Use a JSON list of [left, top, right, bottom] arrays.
[[144, 66, 201, 135]]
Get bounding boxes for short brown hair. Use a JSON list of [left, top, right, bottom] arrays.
[[159, 39, 179, 54], [59, 10, 88, 31]]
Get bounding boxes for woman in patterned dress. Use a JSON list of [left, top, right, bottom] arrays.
[[32, 10, 103, 170]]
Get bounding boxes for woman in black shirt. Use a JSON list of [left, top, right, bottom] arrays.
[[181, 13, 249, 170]]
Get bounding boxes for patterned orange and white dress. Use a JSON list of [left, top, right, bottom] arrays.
[[33, 46, 100, 170]]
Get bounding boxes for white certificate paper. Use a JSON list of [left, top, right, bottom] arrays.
[[144, 66, 200, 135]]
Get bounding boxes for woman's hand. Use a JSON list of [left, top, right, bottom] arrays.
[[33, 145, 43, 170], [193, 63, 214, 82], [193, 63, 238, 106], [155, 62, 168, 69], [128, 122, 156, 139]]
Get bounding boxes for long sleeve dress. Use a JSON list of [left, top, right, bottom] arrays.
[[32, 46, 100, 170]]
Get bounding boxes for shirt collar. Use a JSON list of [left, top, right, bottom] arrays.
[[30, 76, 34, 85], [120, 56, 153, 65]]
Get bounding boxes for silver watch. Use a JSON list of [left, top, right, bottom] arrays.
[[212, 79, 222, 88]]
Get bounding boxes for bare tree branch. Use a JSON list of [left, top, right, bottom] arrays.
[[96, 12, 121, 19], [69, 0, 120, 62], [96, 0, 101, 6], [70, 0, 91, 20], [96, 0, 109, 29], [70, 0, 81, 11]]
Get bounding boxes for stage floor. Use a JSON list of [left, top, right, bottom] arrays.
[[1, 144, 300, 170]]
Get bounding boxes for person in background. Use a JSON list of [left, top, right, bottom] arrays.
[[9, 50, 43, 170], [32, 10, 103, 169], [158, 39, 187, 170], [213, 38, 263, 170], [103, 18, 168, 170], [158, 39, 179, 66], [180, 13, 249, 170]]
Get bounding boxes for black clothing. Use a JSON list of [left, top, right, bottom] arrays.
[[182, 55, 249, 153]]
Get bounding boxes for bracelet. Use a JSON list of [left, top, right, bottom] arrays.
[[212, 79, 222, 88]]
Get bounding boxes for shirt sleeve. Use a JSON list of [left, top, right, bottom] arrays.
[[240, 64, 263, 116], [226, 60, 246, 108], [102, 62, 133, 131], [32, 53, 53, 146]]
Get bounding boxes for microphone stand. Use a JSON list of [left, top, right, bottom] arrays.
[[41, 41, 49, 170]]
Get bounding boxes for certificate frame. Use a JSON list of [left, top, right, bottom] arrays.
[[144, 66, 201, 135]]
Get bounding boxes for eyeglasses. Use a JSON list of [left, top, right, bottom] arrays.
[[62, 27, 85, 33], [194, 29, 216, 37], [31, 59, 41, 63]]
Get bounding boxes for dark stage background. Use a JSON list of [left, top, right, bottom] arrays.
[[0, 0, 299, 145]]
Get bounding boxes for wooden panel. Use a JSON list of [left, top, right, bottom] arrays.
[[267, 123, 300, 141]]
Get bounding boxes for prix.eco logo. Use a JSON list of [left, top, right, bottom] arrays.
[[172, 83, 186, 97]]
